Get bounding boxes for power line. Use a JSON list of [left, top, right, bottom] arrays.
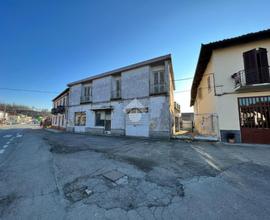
[[0, 87, 59, 94], [174, 77, 193, 81], [174, 90, 190, 93]]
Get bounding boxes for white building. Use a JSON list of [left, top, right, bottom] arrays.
[[51, 88, 69, 130], [65, 54, 177, 138]]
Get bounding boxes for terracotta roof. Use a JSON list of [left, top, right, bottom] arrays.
[[67, 54, 174, 88], [190, 29, 270, 106], [52, 88, 69, 102]]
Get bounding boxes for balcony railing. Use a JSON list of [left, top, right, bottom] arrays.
[[51, 106, 65, 115], [51, 108, 57, 115], [57, 106, 65, 114], [111, 90, 121, 100], [150, 83, 167, 95], [174, 102, 181, 112], [231, 67, 270, 89], [80, 95, 92, 103]]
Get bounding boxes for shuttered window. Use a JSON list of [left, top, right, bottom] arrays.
[[257, 48, 270, 83], [243, 48, 269, 84]]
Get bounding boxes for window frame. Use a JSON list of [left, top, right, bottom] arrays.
[[82, 85, 92, 97], [207, 76, 212, 93], [74, 112, 86, 126], [95, 110, 111, 127], [153, 70, 165, 85], [95, 110, 105, 126]]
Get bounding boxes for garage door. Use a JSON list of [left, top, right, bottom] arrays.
[[238, 96, 270, 144], [125, 111, 149, 137]]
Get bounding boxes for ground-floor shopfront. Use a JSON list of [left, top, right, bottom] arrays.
[[66, 96, 173, 138]]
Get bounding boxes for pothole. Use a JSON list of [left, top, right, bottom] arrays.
[[63, 171, 184, 211], [102, 170, 128, 185]]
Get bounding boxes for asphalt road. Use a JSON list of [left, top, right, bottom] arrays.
[[0, 125, 66, 220], [0, 125, 25, 165], [0, 125, 270, 220]]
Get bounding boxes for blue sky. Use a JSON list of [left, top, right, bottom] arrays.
[[0, 0, 270, 112]]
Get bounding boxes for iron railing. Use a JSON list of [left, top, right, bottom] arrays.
[[51, 106, 66, 115], [150, 83, 167, 94], [111, 90, 121, 100], [231, 67, 270, 88], [80, 95, 92, 103]]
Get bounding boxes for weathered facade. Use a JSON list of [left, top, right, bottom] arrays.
[[191, 29, 270, 144], [66, 54, 176, 138], [51, 88, 69, 130]]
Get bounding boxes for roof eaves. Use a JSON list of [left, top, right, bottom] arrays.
[[190, 28, 270, 106], [52, 88, 69, 102], [67, 54, 172, 87]]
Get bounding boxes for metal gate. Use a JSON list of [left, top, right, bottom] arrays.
[[125, 108, 149, 137], [238, 96, 270, 144]]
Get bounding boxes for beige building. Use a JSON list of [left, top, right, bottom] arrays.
[[191, 29, 270, 144], [51, 88, 69, 130]]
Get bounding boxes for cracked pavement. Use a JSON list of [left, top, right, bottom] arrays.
[[1, 125, 270, 219]]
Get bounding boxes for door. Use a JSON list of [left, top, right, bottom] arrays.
[[104, 110, 111, 131], [125, 109, 149, 137], [238, 96, 270, 144]]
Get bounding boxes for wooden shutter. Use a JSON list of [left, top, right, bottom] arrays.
[[257, 48, 270, 83], [243, 49, 259, 85]]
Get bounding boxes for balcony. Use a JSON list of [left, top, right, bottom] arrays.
[[57, 106, 65, 114], [51, 108, 58, 115], [174, 102, 181, 113], [150, 83, 167, 95], [231, 67, 270, 92], [111, 90, 121, 100], [51, 106, 65, 115], [80, 95, 92, 104]]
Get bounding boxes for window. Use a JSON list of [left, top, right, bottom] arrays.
[[95, 110, 111, 129], [62, 115, 65, 126], [83, 86, 91, 97], [243, 48, 270, 85], [153, 71, 164, 85], [74, 112, 86, 126], [116, 79, 121, 97], [152, 70, 165, 93], [207, 76, 211, 92], [111, 77, 121, 99], [95, 110, 105, 126], [81, 85, 92, 103]]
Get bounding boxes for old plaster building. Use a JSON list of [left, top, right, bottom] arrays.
[[51, 88, 69, 130], [191, 29, 270, 144], [65, 54, 176, 138]]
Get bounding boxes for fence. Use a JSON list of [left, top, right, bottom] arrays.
[[178, 113, 219, 137], [193, 113, 219, 137]]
